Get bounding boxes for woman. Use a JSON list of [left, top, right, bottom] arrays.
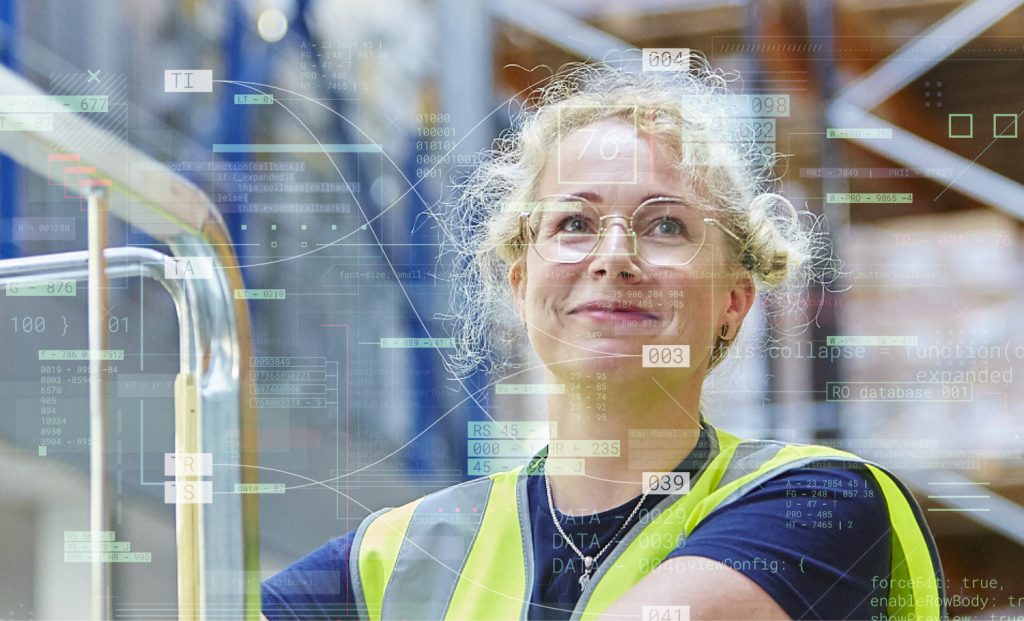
[[262, 62, 945, 621]]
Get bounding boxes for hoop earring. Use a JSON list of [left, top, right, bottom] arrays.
[[709, 324, 732, 368]]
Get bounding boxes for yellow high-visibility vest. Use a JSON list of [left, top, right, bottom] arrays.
[[350, 425, 945, 620]]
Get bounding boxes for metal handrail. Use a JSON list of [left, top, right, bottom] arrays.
[[0, 64, 260, 620]]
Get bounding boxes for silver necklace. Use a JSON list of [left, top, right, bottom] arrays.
[[544, 463, 650, 591]]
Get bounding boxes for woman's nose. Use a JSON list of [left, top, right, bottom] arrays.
[[588, 223, 643, 278]]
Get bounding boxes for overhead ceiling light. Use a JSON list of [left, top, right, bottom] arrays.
[[257, 8, 289, 43]]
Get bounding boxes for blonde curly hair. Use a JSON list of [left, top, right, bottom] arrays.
[[435, 58, 835, 380]]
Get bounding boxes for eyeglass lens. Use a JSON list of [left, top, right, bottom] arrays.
[[527, 198, 709, 265]]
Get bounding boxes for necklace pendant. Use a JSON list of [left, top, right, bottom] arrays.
[[579, 556, 595, 590]]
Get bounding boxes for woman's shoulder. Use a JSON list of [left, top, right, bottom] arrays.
[[671, 461, 892, 621], [261, 530, 359, 619], [770, 460, 886, 498], [704, 458, 890, 532], [720, 433, 892, 494]]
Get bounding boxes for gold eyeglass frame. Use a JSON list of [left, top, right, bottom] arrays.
[[519, 195, 742, 266]]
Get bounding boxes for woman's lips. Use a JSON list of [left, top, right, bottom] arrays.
[[572, 309, 657, 322], [569, 303, 660, 323]]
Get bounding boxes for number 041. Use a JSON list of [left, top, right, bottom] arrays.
[[642, 606, 690, 621]]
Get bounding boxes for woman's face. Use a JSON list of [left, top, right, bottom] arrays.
[[509, 118, 754, 381]]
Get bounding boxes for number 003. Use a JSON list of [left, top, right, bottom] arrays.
[[642, 345, 690, 368]]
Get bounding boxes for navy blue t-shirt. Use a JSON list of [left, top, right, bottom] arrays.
[[263, 429, 891, 620]]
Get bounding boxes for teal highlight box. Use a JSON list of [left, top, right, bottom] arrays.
[[234, 94, 274, 105], [0, 95, 107, 112], [948, 114, 973, 138], [827, 336, 918, 346], [58, 96, 107, 112], [6, 279, 76, 296], [379, 338, 454, 348], [993, 114, 1018, 138], [826, 128, 892, 139], [234, 288, 286, 300], [39, 349, 124, 360], [64, 552, 151, 563], [38, 446, 47, 457], [467, 457, 528, 475], [827, 193, 913, 204], [63, 541, 131, 552], [213, 143, 383, 153], [467, 421, 556, 439], [468, 440, 542, 459], [550, 439, 620, 457]]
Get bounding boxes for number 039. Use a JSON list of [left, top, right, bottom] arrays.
[[643, 472, 690, 495]]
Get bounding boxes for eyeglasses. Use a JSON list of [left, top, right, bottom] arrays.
[[519, 195, 741, 266]]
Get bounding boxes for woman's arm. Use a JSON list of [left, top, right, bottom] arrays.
[[598, 556, 791, 620], [261, 530, 358, 621], [600, 464, 891, 620]]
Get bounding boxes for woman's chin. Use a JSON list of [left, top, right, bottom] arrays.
[[562, 339, 646, 370]]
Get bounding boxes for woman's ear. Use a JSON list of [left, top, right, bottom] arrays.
[[508, 259, 526, 321], [722, 271, 755, 339]]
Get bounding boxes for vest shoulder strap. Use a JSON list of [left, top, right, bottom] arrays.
[[578, 431, 945, 621], [350, 466, 525, 621], [354, 430, 945, 621], [683, 437, 863, 534], [350, 499, 422, 621]]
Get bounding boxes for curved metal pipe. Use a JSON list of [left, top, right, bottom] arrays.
[[0, 62, 260, 620], [0, 247, 193, 370], [0, 242, 257, 618]]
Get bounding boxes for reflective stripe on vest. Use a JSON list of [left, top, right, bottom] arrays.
[[350, 466, 532, 620], [351, 426, 945, 621]]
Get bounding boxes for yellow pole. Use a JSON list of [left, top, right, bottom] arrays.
[[174, 372, 204, 620]]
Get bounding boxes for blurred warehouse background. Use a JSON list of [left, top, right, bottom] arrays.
[[0, 0, 1022, 619]]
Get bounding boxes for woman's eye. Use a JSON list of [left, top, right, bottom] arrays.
[[651, 218, 686, 237], [561, 216, 590, 233]]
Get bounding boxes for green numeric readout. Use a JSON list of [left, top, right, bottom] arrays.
[[0, 95, 108, 113]]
